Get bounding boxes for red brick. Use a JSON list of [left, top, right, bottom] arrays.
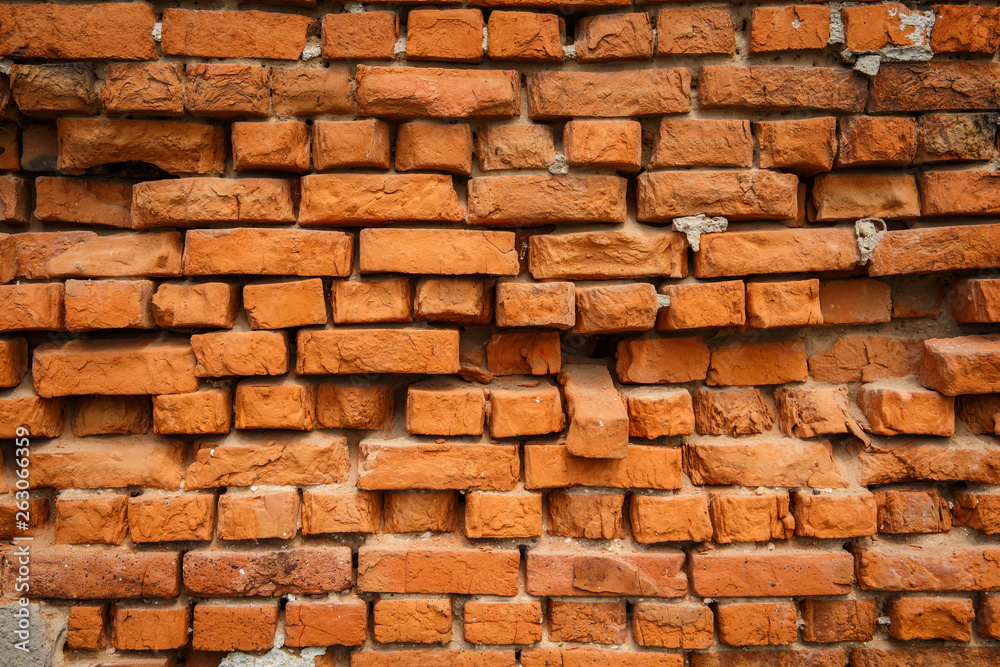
[[235, 379, 315, 431], [14, 230, 97, 279], [982, 595, 1000, 639], [622, 386, 695, 438], [486, 12, 564, 62], [415, 278, 493, 325], [856, 543, 1000, 591], [876, 489, 951, 534], [185, 436, 349, 488], [374, 599, 452, 644], [650, 118, 752, 168], [915, 112, 997, 163], [322, 12, 397, 60], [870, 223, 1000, 276], [0, 283, 64, 331], [801, 599, 876, 643], [523, 648, 680, 667], [0, 4, 155, 60], [792, 492, 877, 538], [837, 116, 916, 167], [332, 278, 412, 324], [21, 123, 57, 171], [953, 278, 1000, 323], [556, 364, 626, 458], [531, 231, 687, 280], [710, 493, 792, 543], [546, 492, 624, 539], [31, 438, 185, 490], [756, 117, 837, 174], [0, 338, 28, 389], [809, 335, 923, 382], [9, 64, 96, 116], [859, 441, 1000, 485], [407, 9, 484, 63], [617, 336, 710, 384], [685, 439, 846, 488], [576, 284, 657, 334], [526, 550, 686, 598], [640, 170, 798, 221], [34, 177, 131, 228], [232, 121, 310, 173], [100, 63, 184, 116], [190, 330, 288, 377], [134, 177, 295, 229], [184, 64, 269, 118], [477, 124, 555, 170], [111, 604, 189, 651], [67, 604, 107, 651], [527, 69, 690, 118], [0, 176, 27, 225], [357, 65, 519, 118], [843, 3, 930, 51], [361, 228, 518, 275], [285, 599, 367, 647], [774, 385, 851, 438], [563, 120, 641, 171], [57, 118, 227, 175], [717, 602, 797, 646], [184, 228, 352, 277], [811, 173, 920, 221], [486, 330, 561, 375], [699, 65, 867, 112], [312, 119, 389, 171], [575, 13, 653, 62], [128, 493, 216, 543], [548, 601, 626, 644], [465, 492, 542, 538], [407, 379, 485, 436], [0, 396, 64, 438], [463, 601, 541, 646], [694, 228, 861, 278], [161, 9, 310, 59], [694, 387, 774, 436], [3, 550, 179, 599], [870, 63, 1000, 112], [71, 395, 150, 436], [243, 279, 326, 330], [922, 169, 1000, 216], [707, 340, 807, 386], [192, 603, 278, 652], [691, 650, 845, 667], [920, 335, 1000, 395], [630, 494, 712, 543], [858, 383, 955, 436], [469, 174, 626, 226], [690, 550, 854, 597], [55, 494, 128, 545], [302, 490, 380, 536], [495, 282, 574, 329], [358, 545, 519, 595], [932, 5, 1000, 53], [298, 328, 459, 375], [524, 442, 682, 490], [358, 437, 518, 491], [383, 491, 458, 533], [750, 6, 829, 51], [633, 602, 713, 649], [271, 67, 353, 115], [851, 647, 1000, 667], [819, 278, 892, 325], [657, 280, 745, 330], [354, 650, 517, 667], [886, 596, 973, 641], [152, 283, 238, 330], [395, 122, 472, 175], [746, 279, 822, 329], [656, 8, 734, 55], [0, 124, 19, 171], [316, 383, 394, 430], [184, 547, 352, 596]]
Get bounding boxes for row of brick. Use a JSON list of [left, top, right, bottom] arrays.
[[57, 594, 1000, 654], [1, 4, 998, 63], [12, 483, 998, 545], [7, 542, 1000, 599]]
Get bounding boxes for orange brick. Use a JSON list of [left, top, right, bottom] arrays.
[[313, 119, 390, 170], [9, 64, 96, 116], [216, 489, 299, 541], [630, 494, 712, 543], [887, 597, 974, 641], [487, 331, 560, 375], [358, 437, 518, 491], [524, 648, 680, 667], [695, 228, 860, 278], [857, 383, 955, 436], [548, 601, 626, 644], [496, 282, 574, 329], [690, 550, 853, 597], [395, 122, 473, 175], [358, 66, 520, 119], [332, 278, 412, 324], [374, 599, 452, 644], [755, 117, 837, 174], [699, 65, 867, 112], [707, 340, 808, 386], [526, 550, 686, 598], [819, 278, 892, 325], [546, 492, 624, 539], [468, 174, 626, 226], [687, 440, 846, 488], [746, 279, 822, 329], [774, 385, 851, 438], [244, 279, 327, 330], [161, 8, 310, 59], [465, 492, 542, 538], [358, 545, 519, 595], [801, 599, 877, 643], [128, 493, 216, 543], [650, 118, 752, 168], [621, 386, 695, 439], [657, 280, 745, 330], [564, 119, 641, 171], [152, 389, 232, 436], [0, 283, 64, 331], [617, 336, 711, 384], [185, 228, 352, 277], [322, 12, 398, 60], [316, 383, 394, 430], [525, 442, 682, 490], [0, 4, 155, 60], [837, 116, 917, 167], [192, 603, 279, 652], [639, 170, 798, 221], [152, 282, 239, 329], [870, 63, 1000, 113], [464, 601, 542, 645], [477, 124, 555, 170], [915, 112, 997, 163], [528, 69, 690, 119], [792, 492, 878, 538], [559, 364, 628, 458], [100, 63, 184, 116], [953, 278, 1000, 323], [486, 12, 564, 62], [750, 6, 829, 51], [232, 121, 310, 172], [111, 604, 189, 651], [709, 493, 792, 543], [406, 9, 484, 63], [931, 5, 1000, 53], [190, 331, 288, 377], [285, 599, 367, 647], [842, 3, 930, 52], [875, 489, 952, 534], [67, 604, 107, 650], [531, 231, 687, 280], [575, 13, 653, 62], [3, 549, 180, 599], [55, 495, 128, 545], [186, 437, 349, 489], [717, 602, 797, 646], [64, 279, 154, 331], [270, 67, 353, 116], [184, 64, 269, 118], [633, 602, 713, 649], [415, 278, 494, 325], [234, 379, 315, 430], [302, 490, 380, 535], [406, 378, 485, 436], [383, 491, 458, 533], [657, 8, 734, 55], [71, 395, 150, 437], [694, 387, 774, 436], [184, 547, 351, 597]]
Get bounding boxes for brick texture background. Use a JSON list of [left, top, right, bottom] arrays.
[[1, 1, 1000, 665]]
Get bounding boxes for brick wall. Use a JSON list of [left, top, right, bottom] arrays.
[[0, 1, 999, 665]]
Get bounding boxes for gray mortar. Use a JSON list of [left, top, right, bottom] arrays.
[[0, 602, 64, 667], [855, 217, 888, 264], [672, 214, 728, 252]]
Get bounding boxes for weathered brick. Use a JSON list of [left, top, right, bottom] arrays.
[[3, 550, 179, 599], [657, 280, 745, 330], [185, 437, 349, 488], [9, 64, 96, 116], [819, 278, 892, 325], [235, 379, 315, 430], [128, 493, 216, 543], [690, 550, 853, 597], [57, 118, 227, 175], [184, 228, 352, 277], [857, 383, 954, 436], [525, 442, 682, 490], [302, 490, 380, 535], [466, 492, 542, 538], [110, 604, 189, 651], [67, 604, 106, 651], [694, 387, 774, 436], [190, 331, 288, 377], [184, 64, 269, 118], [870, 63, 1000, 112], [0, 395, 64, 438], [856, 543, 1000, 591], [531, 231, 687, 280], [838, 116, 917, 167], [357, 65, 519, 118], [546, 492, 624, 539], [232, 121, 310, 172], [621, 386, 695, 438], [487, 12, 564, 62], [192, 603, 278, 652], [524, 648, 680, 667], [153, 282, 239, 330], [55, 494, 128, 545], [886, 596, 973, 641], [922, 170, 1000, 215], [244, 279, 327, 330], [0, 338, 28, 389], [746, 280, 822, 329], [0, 4, 156, 60], [915, 112, 997, 163], [657, 8, 734, 54], [415, 278, 493, 325], [953, 278, 1000, 323], [297, 328, 459, 375], [355, 650, 516, 667], [316, 383, 394, 430], [792, 492, 877, 538], [374, 599, 452, 644], [694, 228, 860, 278], [464, 601, 542, 645], [630, 494, 712, 543], [285, 599, 367, 647], [859, 441, 1000, 485], [710, 493, 793, 543], [383, 491, 458, 533], [396, 122, 473, 175], [469, 175, 627, 226], [476, 124, 554, 170], [801, 599, 876, 643], [575, 13, 653, 62], [71, 394, 150, 437], [685, 439, 846, 488], [361, 229, 518, 275], [576, 284, 657, 335], [563, 120, 642, 170], [870, 223, 1000, 276], [750, 6, 829, 51], [809, 335, 923, 382], [707, 340, 808, 386], [184, 547, 351, 596], [0, 283, 64, 331], [31, 438, 185, 490], [527, 69, 690, 118], [920, 335, 1000, 395], [954, 494, 1000, 534], [812, 173, 919, 221], [407, 378, 485, 436], [495, 282, 574, 329], [851, 647, 1000, 667], [633, 602, 713, 649], [134, 178, 295, 229], [641, 170, 799, 222], [161, 8, 310, 59], [699, 65, 867, 112], [407, 9, 484, 63], [270, 67, 353, 115], [876, 489, 952, 534], [311, 119, 390, 171], [775, 385, 851, 438], [650, 118, 752, 168], [717, 602, 797, 646], [931, 5, 1000, 53], [100, 63, 184, 116], [216, 489, 299, 541], [322, 12, 397, 60], [842, 3, 931, 51], [755, 117, 837, 174], [34, 177, 132, 229], [526, 550, 686, 598], [358, 437, 518, 491], [548, 601, 626, 644], [617, 336, 711, 384], [358, 545, 519, 595]]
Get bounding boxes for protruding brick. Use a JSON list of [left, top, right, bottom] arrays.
[[801, 599, 876, 643], [630, 494, 712, 543], [657, 8, 735, 55], [527, 69, 690, 118], [100, 63, 184, 116], [358, 545, 519, 595], [756, 117, 837, 174], [750, 6, 829, 51], [407, 9, 484, 63], [575, 13, 653, 62], [9, 64, 97, 116], [184, 228, 352, 277], [981, 595, 1000, 639], [657, 280, 745, 330], [184, 64, 269, 117], [464, 601, 542, 645], [859, 441, 1000, 485], [31, 438, 185, 490], [953, 278, 1000, 323], [302, 490, 380, 535], [699, 65, 867, 112], [0, 338, 28, 389], [616, 336, 710, 385], [869, 63, 1000, 112], [837, 116, 916, 167], [690, 550, 854, 597], [37, 232, 183, 279], [64, 279, 154, 331], [531, 231, 687, 280], [524, 648, 681, 667], [710, 493, 793, 544], [486, 12, 564, 62], [876, 489, 952, 534], [886, 597, 974, 641], [162, 8, 310, 59], [153, 283, 239, 329], [858, 383, 954, 436], [416, 278, 493, 325], [110, 604, 190, 651], [931, 5, 1000, 53], [316, 383, 394, 430], [915, 112, 997, 163], [685, 439, 846, 488], [185, 437, 349, 488], [244, 279, 326, 330], [383, 491, 458, 533], [920, 335, 1000, 395], [634, 602, 713, 649], [0, 395, 64, 438], [0, 4, 156, 60], [921, 170, 1000, 216], [952, 492, 1000, 534], [285, 599, 367, 647], [235, 379, 315, 430], [55, 495, 128, 545], [192, 603, 278, 652], [232, 121, 310, 173], [57, 118, 227, 175], [466, 492, 542, 538], [407, 378, 485, 436], [311, 120, 389, 171], [395, 122, 473, 175], [842, 3, 931, 51], [693, 388, 773, 436], [525, 442, 682, 490], [361, 228, 518, 276], [694, 228, 860, 278], [576, 284, 658, 334], [217, 489, 300, 541], [870, 223, 1000, 276], [547, 492, 624, 539], [322, 12, 397, 60], [270, 67, 353, 116], [357, 65, 520, 118], [476, 124, 555, 170], [469, 174, 627, 226], [639, 170, 798, 221], [332, 278, 412, 324], [621, 386, 695, 438], [850, 646, 1000, 667], [649, 118, 751, 168], [563, 120, 641, 170], [707, 340, 808, 386], [792, 492, 877, 538], [526, 550, 686, 598], [358, 437, 518, 491], [128, 493, 216, 543], [486, 331, 561, 375], [184, 547, 351, 596], [0, 283, 64, 331], [746, 280, 822, 329], [557, 364, 627, 459], [775, 385, 851, 438], [190, 331, 288, 377], [496, 282, 574, 329]]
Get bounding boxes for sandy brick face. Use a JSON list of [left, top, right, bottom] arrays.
[[9, 1, 1000, 664]]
